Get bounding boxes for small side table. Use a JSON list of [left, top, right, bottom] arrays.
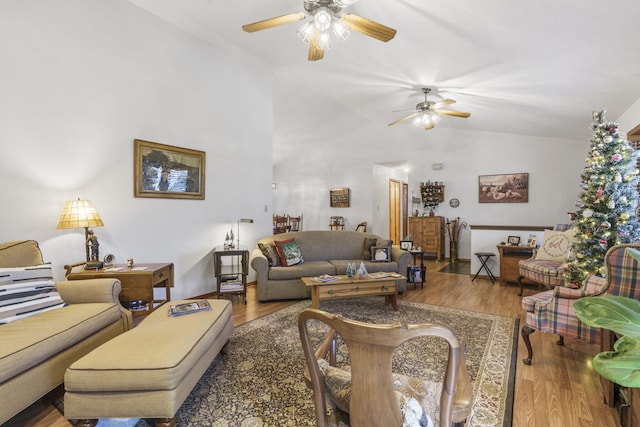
[[408, 250, 425, 289], [472, 252, 496, 283], [66, 263, 173, 316], [213, 246, 249, 304]]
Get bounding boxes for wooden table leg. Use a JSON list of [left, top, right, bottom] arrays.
[[311, 286, 319, 309], [385, 294, 398, 311]]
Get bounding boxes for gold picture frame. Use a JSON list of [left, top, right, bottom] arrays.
[[134, 139, 205, 199]]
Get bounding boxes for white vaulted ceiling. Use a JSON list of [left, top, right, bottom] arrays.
[[129, 0, 640, 155]]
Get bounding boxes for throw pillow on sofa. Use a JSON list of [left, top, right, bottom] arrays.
[[372, 246, 391, 262], [274, 238, 304, 267], [362, 238, 377, 260], [0, 264, 65, 324], [535, 229, 573, 262], [258, 242, 281, 267]]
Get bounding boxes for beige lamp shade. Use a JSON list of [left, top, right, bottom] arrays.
[[57, 199, 104, 230]]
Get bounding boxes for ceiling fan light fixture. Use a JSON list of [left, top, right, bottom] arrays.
[[297, 21, 314, 43], [313, 8, 332, 31], [332, 20, 350, 41], [317, 31, 332, 50]]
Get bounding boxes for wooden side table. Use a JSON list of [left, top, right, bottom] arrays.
[[496, 244, 536, 286], [213, 246, 248, 304], [66, 263, 173, 316], [408, 250, 425, 289]]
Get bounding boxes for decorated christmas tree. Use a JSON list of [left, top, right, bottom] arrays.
[[566, 110, 640, 287]]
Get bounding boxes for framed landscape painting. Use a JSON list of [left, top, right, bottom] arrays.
[[478, 173, 528, 203], [134, 139, 205, 200]]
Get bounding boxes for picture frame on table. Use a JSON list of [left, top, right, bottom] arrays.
[[526, 234, 538, 247], [134, 139, 206, 200], [507, 235, 521, 245], [400, 240, 413, 251]]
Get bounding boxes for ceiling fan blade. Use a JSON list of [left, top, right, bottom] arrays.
[[424, 121, 435, 130], [388, 112, 419, 126], [340, 13, 397, 42], [308, 34, 324, 61], [435, 109, 471, 118], [242, 12, 305, 33], [431, 99, 456, 109]]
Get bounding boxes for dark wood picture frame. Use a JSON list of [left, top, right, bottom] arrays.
[[478, 173, 529, 203], [507, 235, 521, 245], [400, 240, 413, 251], [134, 139, 205, 200], [330, 188, 350, 207]]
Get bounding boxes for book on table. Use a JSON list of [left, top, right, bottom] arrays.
[[311, 275, 341, 283], [367, 272, 403, 279], [168, 300, 211, 317], [220, 281, 244, 292]]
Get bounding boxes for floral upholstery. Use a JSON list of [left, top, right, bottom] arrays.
[[521, 243, 640, 364], [318, 359, 437, 427], [516, 224, 572, 296]]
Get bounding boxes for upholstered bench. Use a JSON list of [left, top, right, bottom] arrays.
[[64, 299, 233, 427]]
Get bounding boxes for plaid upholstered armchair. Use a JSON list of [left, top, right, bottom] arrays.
[[521, 243, 640, 365], [517, 224, 572, 296]]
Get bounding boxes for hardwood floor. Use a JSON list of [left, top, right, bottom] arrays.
[[8, 261, 619, 427]]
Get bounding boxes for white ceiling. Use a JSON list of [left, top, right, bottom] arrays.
[[129, 0, 640, 149]]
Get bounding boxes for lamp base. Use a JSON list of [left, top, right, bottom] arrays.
[[84, 261, 104, 270]]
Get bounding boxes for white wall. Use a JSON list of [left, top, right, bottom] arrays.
[[618, 97, 640, 135], [0, 0, 273, 298], [274, 118, 587, 259]]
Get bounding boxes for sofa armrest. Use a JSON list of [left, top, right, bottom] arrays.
[[391, 247, 411, 276], [250, 248, 269, 284], [56, 278, 122, 305], [554, 275, 605, 299]]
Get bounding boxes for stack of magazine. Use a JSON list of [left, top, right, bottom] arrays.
[[168, 300, 211, 317], [311, 274, 341, 283]]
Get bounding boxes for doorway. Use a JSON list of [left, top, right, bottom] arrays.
[[389, 179, 401, 243]]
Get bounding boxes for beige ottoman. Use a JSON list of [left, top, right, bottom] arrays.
[[64, 299, 233, 427]]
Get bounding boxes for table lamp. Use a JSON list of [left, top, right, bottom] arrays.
[[237, 218, 254, 249], [57, 198, 104, 269]]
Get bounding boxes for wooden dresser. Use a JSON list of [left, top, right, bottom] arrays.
[[408, 216, 444, 261]]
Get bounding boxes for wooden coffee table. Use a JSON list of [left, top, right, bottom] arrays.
[[301, 273, 402, 311]]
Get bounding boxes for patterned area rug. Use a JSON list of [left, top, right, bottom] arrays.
[[92, 298, 517, 427]]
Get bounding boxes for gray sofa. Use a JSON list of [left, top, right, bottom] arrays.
[[251, 230, 411, 302], [0, 240, 132, 424]]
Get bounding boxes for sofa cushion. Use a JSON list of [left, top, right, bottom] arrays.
[[0, 240, 44, 268], [274, 238, 304, 266], [0, 264, 65, 324], [258, 242, 281, 267], [0, 303, 123, 383], [268, 261, 336, 281], [362, 238, 377, 260]]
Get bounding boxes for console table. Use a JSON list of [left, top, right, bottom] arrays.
[[496, 244, 536, 286], [66, 263, 173, 316]]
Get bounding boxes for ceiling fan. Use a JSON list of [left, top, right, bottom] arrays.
[[242, 0, 396, 61], [388, 88, 471, 130]]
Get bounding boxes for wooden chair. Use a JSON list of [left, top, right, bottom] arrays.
[[273, 215, 289, 234], [298, 308, 473, 427], [329, 216, 344, 231], [355, 221, 367, 232], [288, 215, 302, 232]]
